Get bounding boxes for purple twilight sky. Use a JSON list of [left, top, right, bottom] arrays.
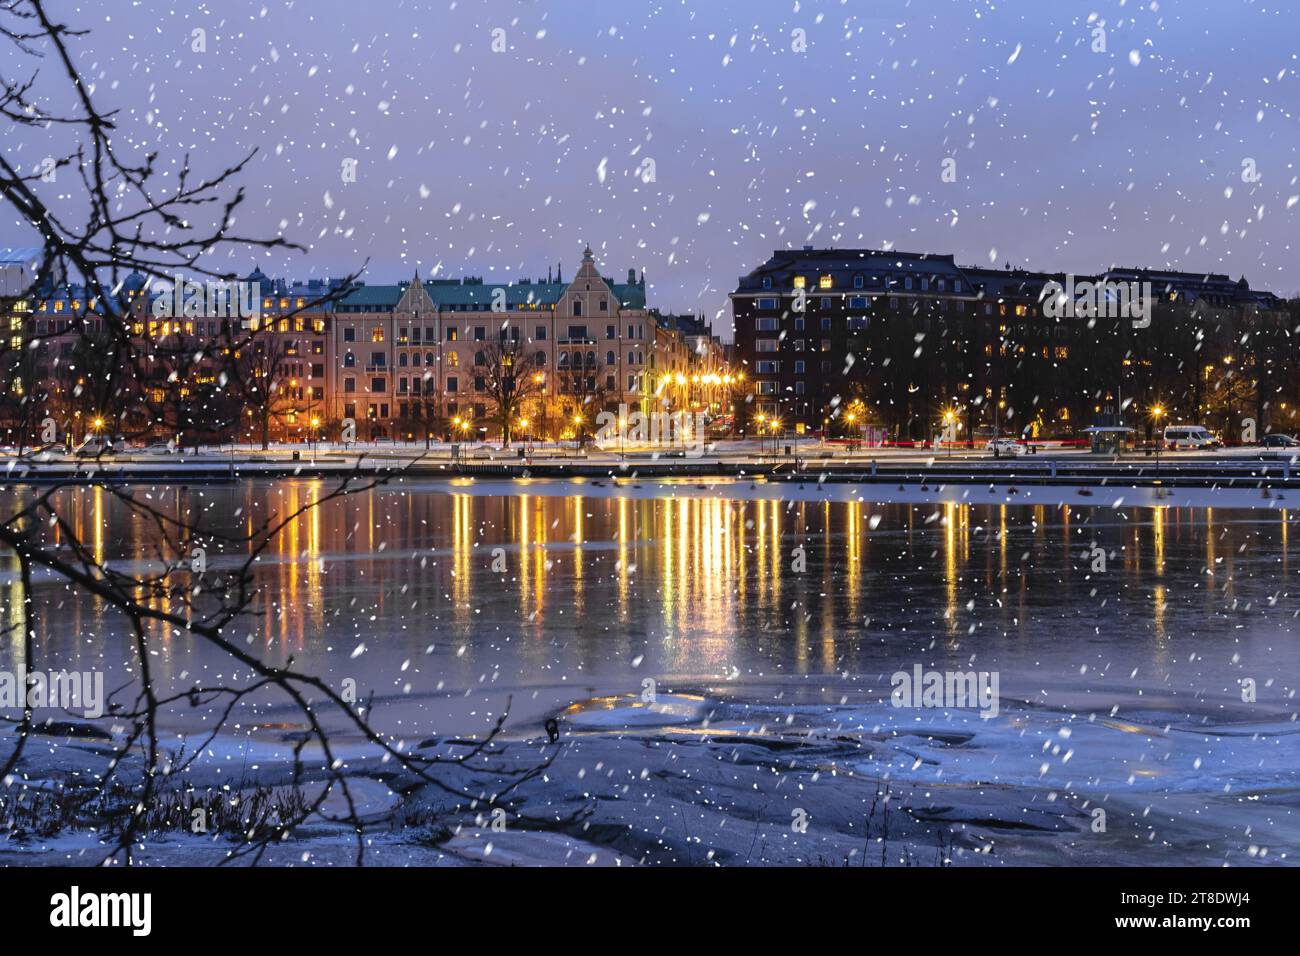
[[3, 0, 1298, 339]]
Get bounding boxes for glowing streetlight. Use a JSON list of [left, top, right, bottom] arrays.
[[1151, 403, 1166, 475]]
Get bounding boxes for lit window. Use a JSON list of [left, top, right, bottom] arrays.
[[818, 275, 833, 289]]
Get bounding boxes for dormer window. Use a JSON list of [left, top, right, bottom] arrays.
[[762, 277, 772, 290], [853, 274, 864, 289]]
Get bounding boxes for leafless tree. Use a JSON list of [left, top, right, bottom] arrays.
[[478, 336, 540, 447], [228, 333, 297, 450], [0, 0, 551, 865]]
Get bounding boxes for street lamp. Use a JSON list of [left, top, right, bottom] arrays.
[[310, 416, 320, 458], [1151, 403, 1165, 477]]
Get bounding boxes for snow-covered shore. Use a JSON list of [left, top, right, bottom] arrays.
[[3, 686, 1294, 867]]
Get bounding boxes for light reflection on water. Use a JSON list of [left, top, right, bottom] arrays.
[[2, 479, 1295, 733]]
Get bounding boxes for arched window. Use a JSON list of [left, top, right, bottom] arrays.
[[573, 299, 582, 316], [605, 350, 615, 365]]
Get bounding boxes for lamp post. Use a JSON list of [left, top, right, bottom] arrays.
[[1151, 404, 1165, 478], [310, 416, 320, 459], [768, 418, 781, 459]]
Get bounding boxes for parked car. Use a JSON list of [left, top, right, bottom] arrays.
[[1162, 425, 1220, 450], [73, 437, 118, 457], [142, 440, 179, 454], [1259, 433, 1300, 448], [18, 441, 67, 459], [985, 438, 1025, 456]]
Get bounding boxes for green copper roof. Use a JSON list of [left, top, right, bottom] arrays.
[[340, 279, 645, 310]]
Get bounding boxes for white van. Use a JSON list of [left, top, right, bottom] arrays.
[[1162, 425, 1219, 450]]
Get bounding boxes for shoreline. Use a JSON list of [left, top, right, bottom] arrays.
[[4, 447, 1300, 505]]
